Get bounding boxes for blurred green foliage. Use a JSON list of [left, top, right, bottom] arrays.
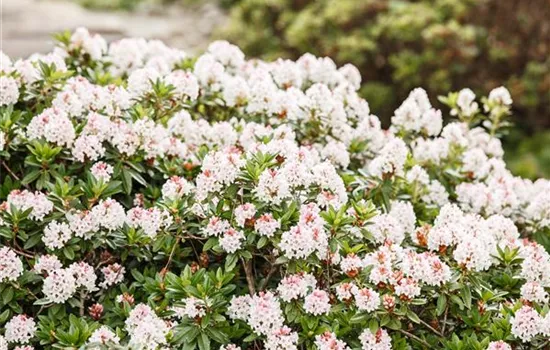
[[504, 130, 550, 179], [220, 0, 550, 177], [76, 0, 146, 11]]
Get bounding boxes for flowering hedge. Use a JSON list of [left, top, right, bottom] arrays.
[[0, 28, 549, 350]]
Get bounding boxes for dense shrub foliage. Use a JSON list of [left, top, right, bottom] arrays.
[[221, 0, 550, 132], [1, 28, 550, 350]]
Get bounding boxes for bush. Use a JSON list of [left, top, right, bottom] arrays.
[[0, 28, 550, 349], [220, 0, 550, 132]]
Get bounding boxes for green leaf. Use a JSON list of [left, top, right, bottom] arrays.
[[63, 246, 75, 260], [461, 286, 472, 309], [203, 237, 218, 252], [225, 254, 238, 271], [21, 169, 41, 185], [24, 234, 43, 249], [368, 318, 379, 334], [205, 328, 229, 344], [407, 309, 421, 324], [197, 333, 211, 350], [0, 309, 10, 323], [2, 287, 14, 305], [436, 294, 447, 316], [257, 236, 268, 249]]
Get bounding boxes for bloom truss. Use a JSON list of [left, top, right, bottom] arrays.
[[0, 27, 549, 350]]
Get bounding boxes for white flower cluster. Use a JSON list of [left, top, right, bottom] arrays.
[[1, 28, 549, 350], [228, 292, 299, 349], [280, 204, 329, 259], [125, 304, 170, 349], [0, 247, 23, 282], [4, 315, 36, 344], [42, 261, 97, 303], [6, 190, 53, 221], [510, 305, 550, 342]]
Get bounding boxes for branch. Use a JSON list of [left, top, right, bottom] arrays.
[[162, 237, 181, 277], [418, 318, 443, 337], [397, 329, 431, 348], [1, 161, 27, 187], [441, 305, 449, 335], [10, 245, 35, 259], [259, 264, 278, 290], [241, 258, 256, 295], [182, 234, 208, 241], [79, 290, 86, 317]]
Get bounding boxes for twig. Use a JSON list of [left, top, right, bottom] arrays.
[[1, 161, 23, 182], [397, 329, 431, 348], [188, 239, 200, 263], [162, 237, 181, 277], [182, 234, 208, 241], [10, 245, 35, 259], [418, 318, 443, 337], [241, 258, 256, 295], [259, 263, 278, 290], [79, 290, 86, 317], [441, 305, 449, 335]]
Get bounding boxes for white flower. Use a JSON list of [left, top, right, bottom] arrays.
[[178, 297, 207, 319], [368, 138, 408, 178], [4, 315, 36, 344], [510, 305, 541, 342], [43, 268, 77, 303], [88, 326, 120, 346], [369, 214, 405, 245], [219, 228, 246, 253], [303, 289, 331, 315], [248, 292, 284, 335], [359, 328, 392, 350], [486, 341, 512, 350], [0, 246, 23, 282], [27, 108, 75, 147], [265, 326, 299, 350], [161, 176, 194, 201], [42, 221, 72, 250], [255, 169, 291, 205], [277, 273, 316, 302], [7, 190, 53, 221], [69, 261, 97, 292], [0, 76, 19, 106], [254, 213, 281, 237], [70, 27, 107, 60], [453, 88, 478, 117], [100, 263, 125, 288], [91, 199, 126, 231], [227, 295, 252, 321], [315, 331, 350, 350], [488, 86, 512, 106], [126, 207, 173, 238], [90, 162, 113, 182], [33, 255, 62, 274], [165, 70, 199, 100], [0, 131, 5, 152], [234, 203, 256, 227], [353, 288, 380, 312], [125, 304, 169, 349], [0, 335, 7, 350]]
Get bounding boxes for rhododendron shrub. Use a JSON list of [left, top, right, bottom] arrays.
[[0, 28, 549, 350]]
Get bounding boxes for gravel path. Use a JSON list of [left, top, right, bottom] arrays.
[[1, 0, 227, 58]]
